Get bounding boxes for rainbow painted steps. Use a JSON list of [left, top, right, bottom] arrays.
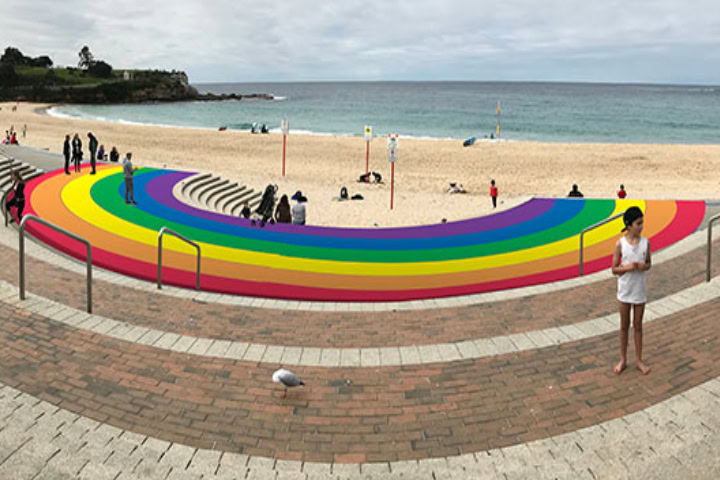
[[18, 165, 705, 301]]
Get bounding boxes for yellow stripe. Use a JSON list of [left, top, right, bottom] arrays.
[[57, 170, 639, 276]]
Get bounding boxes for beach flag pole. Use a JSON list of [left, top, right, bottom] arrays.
[[364, 125, 372, 175], [387, 133, 398, 210], [496, 102, 501, 139], [281, 118, 289, 176], [391, 162, 395, 209]]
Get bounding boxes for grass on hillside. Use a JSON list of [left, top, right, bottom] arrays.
[[15, 66, 123, 86]]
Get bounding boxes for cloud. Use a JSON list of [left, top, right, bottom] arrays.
[[1, 0, 719, 83]]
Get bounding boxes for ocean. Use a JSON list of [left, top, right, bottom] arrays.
[[49, 81, 720, 144]]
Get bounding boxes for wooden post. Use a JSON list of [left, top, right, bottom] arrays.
[[390, 162, 395, 210], [365, 140, 370, 176], [282, 134, 287, 176]]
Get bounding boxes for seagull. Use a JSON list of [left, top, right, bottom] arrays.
[[272, 369, 305, 398]]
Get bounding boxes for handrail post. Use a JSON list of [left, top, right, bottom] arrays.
[[579, 211, 626, 276], [157, 227, 201, 291], [19, 214, 92, 313], [158, 232, 163, 289], [2, 188, 10, 227], [707, 213, 720, 282]]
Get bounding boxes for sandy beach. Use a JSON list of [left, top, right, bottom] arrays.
[[2, 102, 719, 228]]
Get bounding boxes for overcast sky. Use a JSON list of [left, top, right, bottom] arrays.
[[2, 0, 719, 84]]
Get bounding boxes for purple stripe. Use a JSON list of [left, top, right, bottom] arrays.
[[147, 171, 554, 239]]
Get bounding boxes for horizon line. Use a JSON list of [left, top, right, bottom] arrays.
[[192, 79, 720, 88]]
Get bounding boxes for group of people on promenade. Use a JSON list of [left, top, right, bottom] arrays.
[[2, 125, 26, 145], [240, 187, 307, 227], [62, 132, 120, 175]]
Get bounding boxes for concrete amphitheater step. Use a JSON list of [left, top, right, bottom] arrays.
[[228, 190, 263, 215], [205, 181, 237, 208], [189, 176, 224, 205], [174, 172, 263, 217], [213, 184, 247, 211], [0, 164, 44, 193], [198, 178, 230, 204], [179, 172, 211, 197], [186, 175, 219, 203]]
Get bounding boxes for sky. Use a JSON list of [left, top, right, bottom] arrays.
[[1, 0, 719, 85]]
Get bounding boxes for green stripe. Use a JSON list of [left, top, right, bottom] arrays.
[[90, 172, 615, 263]]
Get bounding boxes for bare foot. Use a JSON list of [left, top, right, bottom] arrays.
[[613, 360, 627, 374], [636, 361, 651, 375]]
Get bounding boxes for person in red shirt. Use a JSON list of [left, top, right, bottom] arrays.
[[617, 184, 627, 199], [490, 179, 498, 208]]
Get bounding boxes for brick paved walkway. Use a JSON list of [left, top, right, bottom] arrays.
[[1, 293, 718, 464], [1, 236, 719, 349]]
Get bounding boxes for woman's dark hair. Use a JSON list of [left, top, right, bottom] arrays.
[[278, 194, 289, 208]]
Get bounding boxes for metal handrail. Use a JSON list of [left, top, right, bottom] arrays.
[[158, 227, 201, 290], [706, 213, 720, 282], [579, 211, 626, 276], [20, 214, 92, 313]]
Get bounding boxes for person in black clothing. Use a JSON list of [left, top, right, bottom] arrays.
[[72, 133, 83, 173], [568, 184, 584, 198], [254, 184, 277, 227], [372, 171, 382, 183], [87, 132, 98, 174], [5, 170, 26, 223], [109, 146, 120, 163], [358, 172, 371, 183], [240, 201, 251, 219], [63, 134, 71, 174]]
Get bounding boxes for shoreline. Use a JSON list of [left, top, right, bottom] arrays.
[[3, 102, 720, 228], [43, 101, 720, 146]]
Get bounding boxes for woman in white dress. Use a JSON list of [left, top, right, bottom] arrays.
[[611, 206, 652, 375]]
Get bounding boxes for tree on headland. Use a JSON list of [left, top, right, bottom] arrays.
[[31, 55, 53, 68], [1, 47, 54, 68], [78, 46, 94, 69], [88, 60, 113, 78], [0, 63, 19, 87], [1, 47, 27, 65]]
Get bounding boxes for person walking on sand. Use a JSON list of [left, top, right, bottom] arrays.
[[87, 132, 98, 174], [22, 124, 27, 139], [63, 135, 71, 174], [490, 179, 498, 209], [617, 184, 627, 199], [611, 206, 651, 375], [72, 133, 83, 172], [122, 152, 137, 204]]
